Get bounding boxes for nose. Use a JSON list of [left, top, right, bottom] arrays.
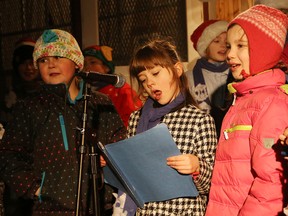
[[83, 61, 89, 71], [47, 57, 56, 68], [27, 62, 35, 70], [220, 41, 227, 49], [146, 77, 155, 89], [83, 65, 88, 71], [226, 47, 234, 61]]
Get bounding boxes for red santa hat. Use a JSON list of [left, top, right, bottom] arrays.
[[190, 20, 228, 57], [229, 5, 288, 75], [13, 38, 36, 70], [15, 37, 36, 49]]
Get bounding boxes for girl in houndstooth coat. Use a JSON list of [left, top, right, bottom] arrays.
[[112, 39, 217, 216]]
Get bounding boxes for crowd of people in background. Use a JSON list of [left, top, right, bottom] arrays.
[[0, 1, 288, 216]]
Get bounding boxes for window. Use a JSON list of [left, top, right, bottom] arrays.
[[98, 0, 188, 66]]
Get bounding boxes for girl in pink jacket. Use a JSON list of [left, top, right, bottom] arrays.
[[206, 5, 288, 216]]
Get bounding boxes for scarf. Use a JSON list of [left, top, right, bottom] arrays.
[[193, 58, 229, 109], [136, 93, 185, 134]]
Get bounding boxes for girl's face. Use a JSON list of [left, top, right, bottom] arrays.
[[137, 64, 181, 105], [226, 24, 250, 80], [37, 56, 78, 85], [206, 32, 227, 63], [84, 56, 109, 74], [18, 59, 39, 81]]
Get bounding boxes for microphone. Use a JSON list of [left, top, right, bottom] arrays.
[[77, 71, 126, 88]]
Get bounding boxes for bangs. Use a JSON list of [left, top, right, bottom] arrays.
[[130, 45, 172, 77]]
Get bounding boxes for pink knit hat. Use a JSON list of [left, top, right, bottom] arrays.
[[191, 20, 228, 57], [229, 5, 288, 75]]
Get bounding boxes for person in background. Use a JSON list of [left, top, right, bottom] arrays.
[[0, 29, 126, 216], [113, 39, 217, 216], [186, 20, 233, 138], [83, 45, 140, 214], [83, 45, 142, 127], [205, 5, 288, 216], [1, 38, 42, 126], [0, 37, 41, 216]]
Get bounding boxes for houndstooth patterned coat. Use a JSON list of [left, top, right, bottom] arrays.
[[128, 104, 217, 216]]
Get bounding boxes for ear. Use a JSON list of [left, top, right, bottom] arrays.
[[174, 62, 183, 77]]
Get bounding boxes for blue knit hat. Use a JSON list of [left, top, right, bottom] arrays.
[[83, 45, 115, 73]]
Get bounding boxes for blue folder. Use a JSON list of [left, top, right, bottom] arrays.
[[98, 123, 199, 208]]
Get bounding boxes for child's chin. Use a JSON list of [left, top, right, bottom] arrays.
[[47, 81, 66, 85]]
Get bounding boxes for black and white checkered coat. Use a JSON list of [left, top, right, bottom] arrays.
[[128, 104, 217, 216]]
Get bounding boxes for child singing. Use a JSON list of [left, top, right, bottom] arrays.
[[113, 39, 217, 216], [206, 5, 288, 216]]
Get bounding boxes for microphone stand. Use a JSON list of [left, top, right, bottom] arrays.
[[75, 81, 102, 216]]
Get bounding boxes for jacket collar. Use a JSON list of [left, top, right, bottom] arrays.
[[42, 83, 68, 98], [41, 80, 84, 104], [229, 69, 285, 96]]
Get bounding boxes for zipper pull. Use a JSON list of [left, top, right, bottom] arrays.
[[224, 130, 229, 140], [232, 93, 236, 106]]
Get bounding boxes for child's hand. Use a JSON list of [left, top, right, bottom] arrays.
[[279, 128, 288, 160], [35, 187, 40, 196], [279, 127, 288, 146], [100, 155, 107, 167], [167, 154, 199, 175]]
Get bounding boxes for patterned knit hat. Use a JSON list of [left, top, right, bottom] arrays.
[[33, 29, 84, 70], [229, 5, 288, 75], [190, 20, 228, 57], [13, 38, 36, 70], [82, 45, 115, 73], [254, 0, 288, 9]]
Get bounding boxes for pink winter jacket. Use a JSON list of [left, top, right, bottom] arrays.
[[206, 69, 288, 216]]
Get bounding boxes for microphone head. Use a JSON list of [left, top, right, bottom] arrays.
[[114, 75, 126, 88]]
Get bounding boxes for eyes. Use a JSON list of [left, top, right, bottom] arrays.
[[212, 33, 227, 44], [89, 60, 99, 65], [38, 56, 63, 64], [19, 59, 33, 66], [85, 60, 103, 66], [226, 43, 230, 49], [212, 39, 226, 44], [226, 42, 247, 50], [138, 70, 160, 83]]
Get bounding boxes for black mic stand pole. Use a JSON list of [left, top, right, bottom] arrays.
[[75, 81, 101, 216]]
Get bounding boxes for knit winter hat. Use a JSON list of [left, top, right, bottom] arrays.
[[254, 0, 288, 9], [33, 29, 84, 70], [190, 20, 228, 57], [13, 38, 36, 69], [82, 45, 115, 73], [229, 5, 288, 75]]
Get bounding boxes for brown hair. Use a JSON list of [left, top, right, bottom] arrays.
[[129, 38, 197, 107]]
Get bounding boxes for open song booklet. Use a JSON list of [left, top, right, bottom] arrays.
[[98, 123, 199, 208]]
